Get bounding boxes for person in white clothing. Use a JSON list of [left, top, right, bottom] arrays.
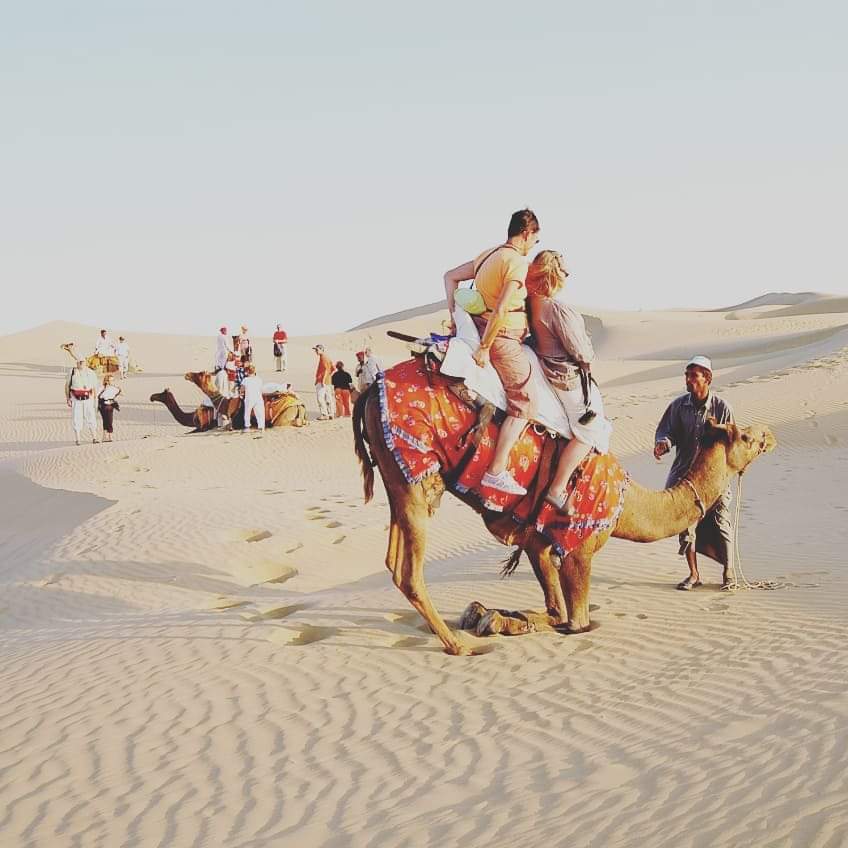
[[115, 336, 130, 377], [213, 366, 231, 428], [240, 364, 265, 435], [360, 347, 383, 390], [66, 359, 99, 445], [215, 326, 233, 371], [94, 329, 115, 357]]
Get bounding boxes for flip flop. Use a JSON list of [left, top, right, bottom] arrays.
[[676, 577, 703, 591]]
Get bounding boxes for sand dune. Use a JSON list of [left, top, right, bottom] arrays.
[[1, 305, 846, 847]]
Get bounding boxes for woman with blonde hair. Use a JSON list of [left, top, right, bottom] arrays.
[[526, 250, 612, 511]]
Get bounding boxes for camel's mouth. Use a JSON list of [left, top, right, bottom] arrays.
[[762, 430, 777, 454]]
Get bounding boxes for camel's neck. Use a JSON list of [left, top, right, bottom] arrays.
[[156, 391, 197, 427], [614, 443, 732, 542], [191, 377, 222, 404]]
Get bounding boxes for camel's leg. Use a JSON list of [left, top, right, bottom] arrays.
[[467, 537, 568, 638], [526, 538, 567, 624], [385, 484, 470, 656], [558, 544, 594, 633]]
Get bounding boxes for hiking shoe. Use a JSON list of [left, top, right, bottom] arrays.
[[481, 470, 527, 496]]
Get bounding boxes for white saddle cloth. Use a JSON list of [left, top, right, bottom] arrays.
[[440, 310, 572, 437], [439, 310, 612, 453]]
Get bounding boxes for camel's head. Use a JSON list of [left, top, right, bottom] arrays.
[[703, 419, 776, 474], [150, 389, 168, 404], [184, 371, 214, 391]]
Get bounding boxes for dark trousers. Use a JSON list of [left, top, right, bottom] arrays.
[[99, 401, 115, 433]]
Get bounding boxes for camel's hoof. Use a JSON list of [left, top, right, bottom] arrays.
[[444, 641, 474, 656], [459, 601, 488, 631], [555, 620, 598, 635]]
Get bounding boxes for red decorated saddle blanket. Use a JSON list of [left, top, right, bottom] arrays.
[[378, 357, 630, 556]]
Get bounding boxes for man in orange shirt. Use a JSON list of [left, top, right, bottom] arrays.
[[313, 344, 335, 420], [443, 208, 540, 495]]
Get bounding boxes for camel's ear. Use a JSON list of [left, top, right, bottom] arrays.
[[702, 418, 736, 445]]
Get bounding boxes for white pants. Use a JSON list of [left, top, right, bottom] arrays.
[[72, 398, 97, 438], [118, 356, 129, 375], [275, 347, 287, 371], [245, 397, 265, 430], [316, 384, 334, 418]]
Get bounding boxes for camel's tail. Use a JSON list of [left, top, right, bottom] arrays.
[[501, 547, 523, 577], [353, 386, 376, 504]]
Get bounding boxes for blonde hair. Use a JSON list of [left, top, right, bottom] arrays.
[[526, 250, 568, 297]]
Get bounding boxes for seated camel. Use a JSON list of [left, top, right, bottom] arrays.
[[184, 371, 307, 429], [150, 374, 307, 432], [60, 342, 119, 375], [353, 366, 776, 656]]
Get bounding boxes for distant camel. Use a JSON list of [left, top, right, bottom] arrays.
[[60, 342, 119, 375], [353, 385, 776, 655], [184, 371, 307, 429], [150, 374, 307, 432]]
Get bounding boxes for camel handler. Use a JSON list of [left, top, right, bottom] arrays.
[[66, 358, 99, 445], [654, 355, 735, 590], [443, 208, 540, 496]]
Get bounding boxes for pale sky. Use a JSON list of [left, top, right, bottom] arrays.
[[2, 1, 846, 337]]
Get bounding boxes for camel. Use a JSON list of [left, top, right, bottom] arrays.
[[150, 373, 307, 432], [60, 342, 119, 375], [353, 381, 776, 655]]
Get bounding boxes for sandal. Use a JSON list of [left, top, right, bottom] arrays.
[[676, 577, 703, 591]]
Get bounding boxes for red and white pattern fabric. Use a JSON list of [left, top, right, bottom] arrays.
[[378, 357, 630, 556]]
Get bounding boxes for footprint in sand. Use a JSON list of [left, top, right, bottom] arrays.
[[263, 566, 299, 585], [267, 624, 337, 646], [285, 542, 304, 554], [325, 520, 343, 528], [332, 535, 346, 545], [210, 598, 252, 611], [392, 636, 430, 649], [246, 603, 307, 621], [636, 613, 648, 620], [245, 530, 272, 543]]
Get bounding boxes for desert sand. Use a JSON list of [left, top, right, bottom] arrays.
[[1, 298, 846, 847]]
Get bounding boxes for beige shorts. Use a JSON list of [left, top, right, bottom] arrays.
[[473, 318, 536, 418]]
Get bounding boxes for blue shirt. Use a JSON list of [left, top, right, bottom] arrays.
[[655, 392, 734, 488]]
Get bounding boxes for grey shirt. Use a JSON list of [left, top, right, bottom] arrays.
[[528, 294, 594, 389], [655, 392, 734, 488]]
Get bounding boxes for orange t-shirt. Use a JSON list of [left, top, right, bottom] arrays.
[[315, 353, 334, 385], [473, 245, 530, 331]]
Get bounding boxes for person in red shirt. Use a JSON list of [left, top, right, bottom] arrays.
[[273, 324, 288, 372]]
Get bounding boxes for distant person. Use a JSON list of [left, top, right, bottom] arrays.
[[238, 326, 252, 362], [234, 355, 248, 390], [116, 336, 130, 378], [215, 326, 233, 371], [357, 347, 383, 392], [313, 344, 335, 420], [240, 363, 265, 435], [354, 350, 367, 392], [443, 208, 540, 495], [213, 364, 231, 427], [97, 374, 122, 442], [273, 324, 288, 372], [224, 351, 238, 390], [66, 358, 99, 445], [654, 355, 735, 590], [94, 329, 115, 357], [332, 361, 354, 417]]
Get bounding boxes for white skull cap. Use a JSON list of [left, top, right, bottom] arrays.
[[686, 355, 712, 372]]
